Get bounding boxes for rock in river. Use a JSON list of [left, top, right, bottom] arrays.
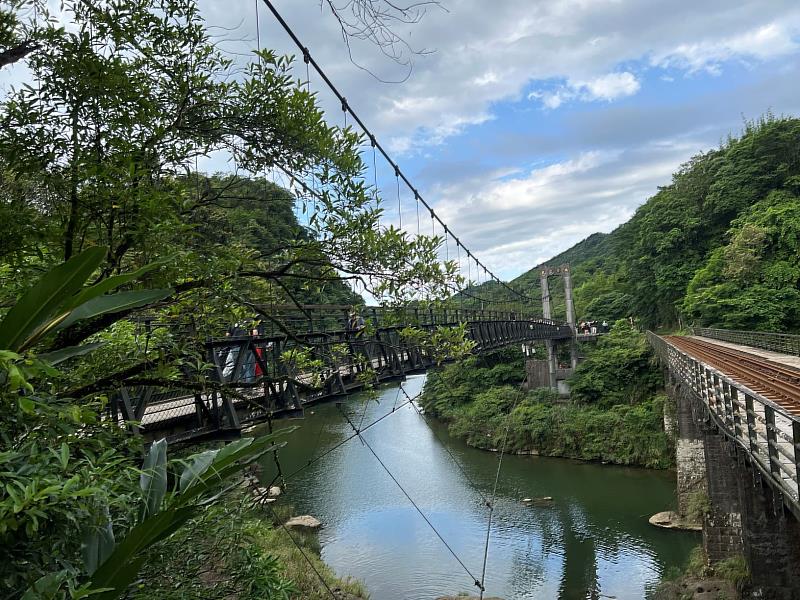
[[285, 515, 322, 530]]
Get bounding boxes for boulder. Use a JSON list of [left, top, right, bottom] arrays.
[[268, 485, 282, 498], [648, 510, 702, 531], [285, 515, 322, 530]]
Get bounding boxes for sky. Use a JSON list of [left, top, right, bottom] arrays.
[[208, 0, 800, 281], [5, 1, 800, 281]]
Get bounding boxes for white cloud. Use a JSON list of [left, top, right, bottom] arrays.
[[188, 0, 800, 154], [429, 139, 710, 279], [580, 72, 641, 101], [652, 22, 800, 73], [529, 71, 640, 109]]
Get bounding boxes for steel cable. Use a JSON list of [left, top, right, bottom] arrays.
[[337, 403, 485, 593], [258, 0, 542, 305]]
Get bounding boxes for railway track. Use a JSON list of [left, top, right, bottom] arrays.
[[665, 336, 800, 414]]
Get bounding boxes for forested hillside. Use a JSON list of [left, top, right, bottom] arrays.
[[471, 116, 800, 332]]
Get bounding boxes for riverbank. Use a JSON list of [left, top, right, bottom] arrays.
[[131, 488, 368, 599], [653, 546, 745, 599], [420, 325, 675, 469]]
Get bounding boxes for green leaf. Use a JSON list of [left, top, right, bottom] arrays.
[[18, 397, 35, 414], [38, 342, 104, 365], [177, 431, 293, 505], [59, 443, 69, 471], [21, 570, 70, 599], [0, 247, 106, 351], [86, 555, 148, 600], [56, 289, 172, 331], [67, 256, 174, 310], [82, 508, 116, 576], [178, 449, 218, 492], [140, 439, 167, 517], [87, 506, 196, 599]]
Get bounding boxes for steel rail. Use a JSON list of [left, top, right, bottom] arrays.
[[665, 336, 800, 413]]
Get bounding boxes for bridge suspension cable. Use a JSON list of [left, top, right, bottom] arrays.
[[269, 162, 531, 306], [258, 0, 541, 307]]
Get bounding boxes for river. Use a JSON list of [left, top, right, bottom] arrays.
[[261, 374, 699, 599]]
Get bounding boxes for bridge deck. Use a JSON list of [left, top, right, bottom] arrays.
[[691, 336, 800, 370]]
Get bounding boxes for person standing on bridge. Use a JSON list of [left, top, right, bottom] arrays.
[[346, 309, 365, 338], [346, 309, 366, 375], [222, 322, 247, 380], [242, 327, 259, 382]]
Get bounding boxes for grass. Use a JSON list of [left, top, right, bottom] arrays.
[[715, 555, 749, 588], [132, 490, 369, 599], [655, 546, 748, 600], [686, 490, 710, 524]]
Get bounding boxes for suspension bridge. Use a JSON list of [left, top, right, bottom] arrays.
[[92, 4, 595, 597], [103, 1, 800, 597], [110, 305, 572, 444], [107, 0, 585, 446]]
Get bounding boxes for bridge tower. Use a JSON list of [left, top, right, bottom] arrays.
[[537, 264, 579, 392]]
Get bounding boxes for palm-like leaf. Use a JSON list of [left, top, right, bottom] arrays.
[[140, 439, 167, 518], [84, 429, 294, 599], [0, 247, 106, 351], [0, 247, 173, 355], [56, 289, 172, 332]]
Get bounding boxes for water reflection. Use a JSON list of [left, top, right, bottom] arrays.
[[260, 374, 698, 599]]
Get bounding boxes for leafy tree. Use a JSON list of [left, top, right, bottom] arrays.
[[420, 336, 672, 468], [568, 321, 661, 408], [0, 1, 464, 597], [683, 189, 800, 331]]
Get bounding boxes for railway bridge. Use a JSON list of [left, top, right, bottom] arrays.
[[649, 329, 800, 598], [111, 304, 572, 444]]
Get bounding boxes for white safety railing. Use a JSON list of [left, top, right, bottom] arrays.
[[649, 332, 800, 508]]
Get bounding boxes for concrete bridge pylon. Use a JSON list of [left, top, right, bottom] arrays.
[[535, 264, 578, 393]]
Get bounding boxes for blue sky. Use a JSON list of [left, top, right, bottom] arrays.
[[4, 0, 798, 281], [210, 0, 799, 281]]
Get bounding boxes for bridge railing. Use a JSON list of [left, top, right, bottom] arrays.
[[692, 327, 800, 357], [649, 332, 800, 511], [112, 312, 573, 442], [251, 304, 566, 336]]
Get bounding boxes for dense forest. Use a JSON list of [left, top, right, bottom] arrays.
[[468, 115, 800, 333], [0, 1, 458, 598], [421, 323, 674, 469]]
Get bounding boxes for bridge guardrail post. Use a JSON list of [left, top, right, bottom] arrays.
[[793, 421, 800, 501], [701, 367, 709, 408], [744, 394, 759, 456], [713, 373, 721, 421], [765, 405, 781, 479], [730, 386, 742, 442], [693, 359, 701, 396], [722, 379, 734, 432]]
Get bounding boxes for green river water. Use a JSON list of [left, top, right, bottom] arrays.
[[261, 373, 699, 599]]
